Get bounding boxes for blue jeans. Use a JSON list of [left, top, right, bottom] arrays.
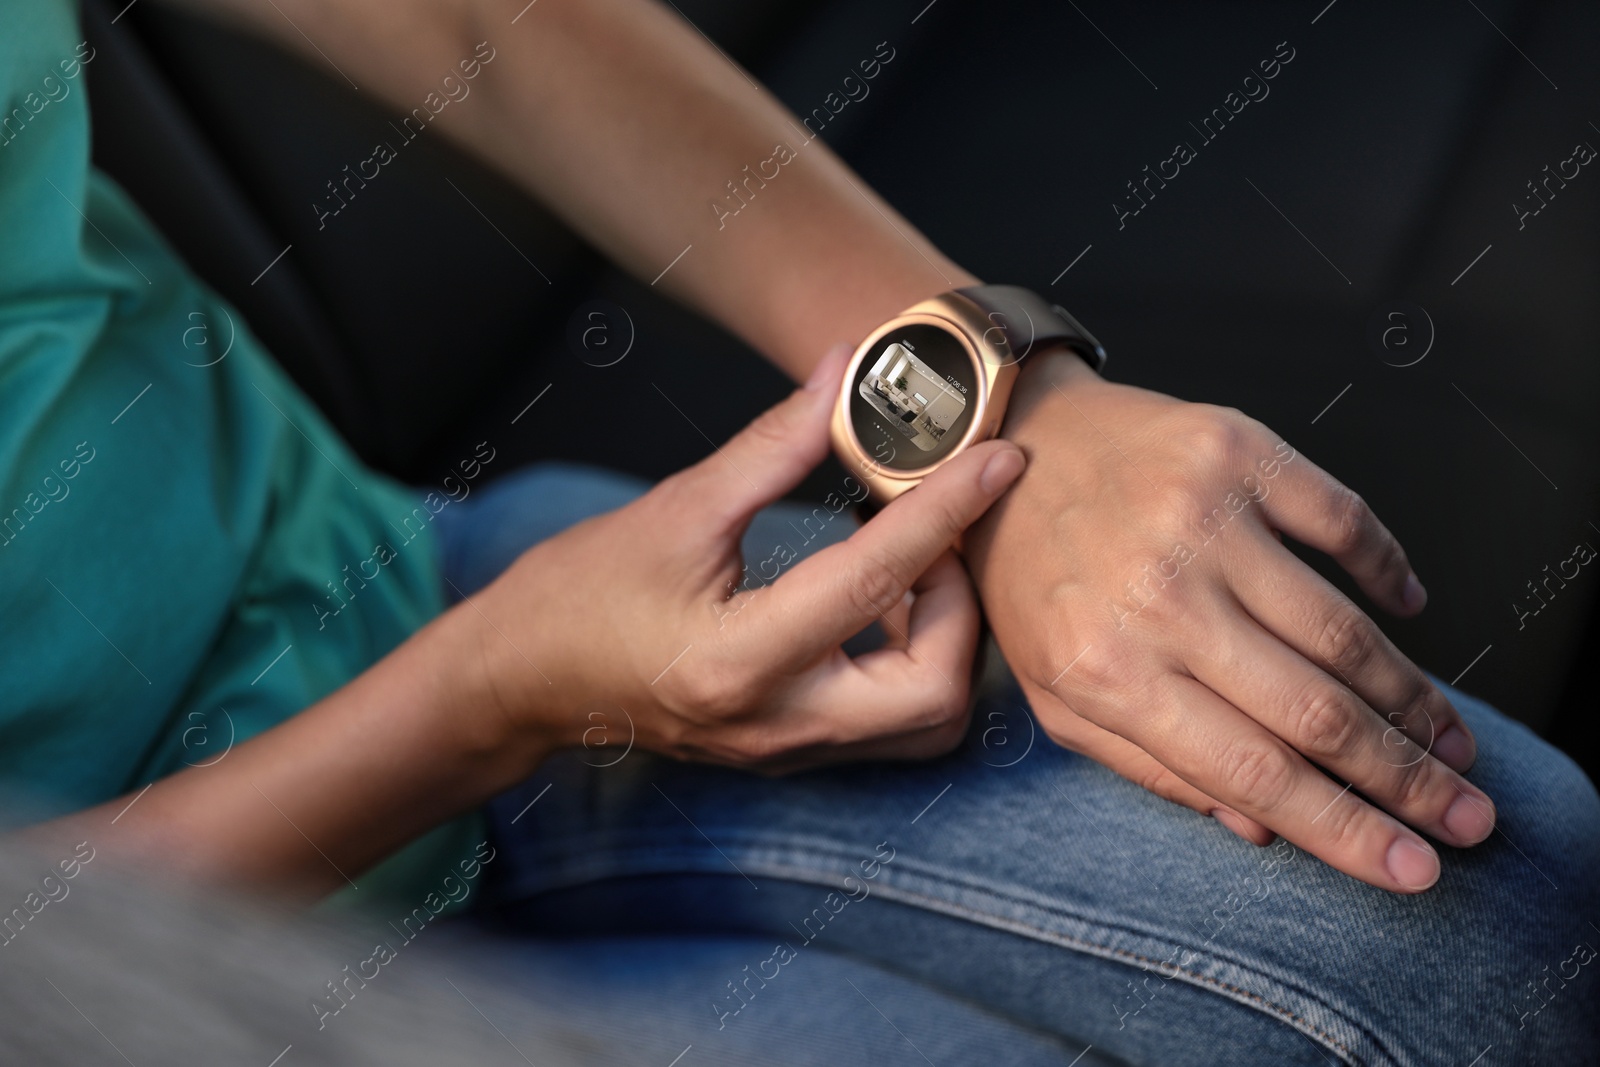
[[435, 463, 1600, 1066]]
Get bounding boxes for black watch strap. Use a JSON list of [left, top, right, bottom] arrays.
[[955, 284, 1107, 374]]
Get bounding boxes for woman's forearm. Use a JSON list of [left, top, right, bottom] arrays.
[[448, 0, 978, 374], [17, 604, 547, 904], [169, 0, 974, 378]]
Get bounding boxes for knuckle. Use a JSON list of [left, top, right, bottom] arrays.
[[697, 720, 794, 766], [1229, 408, 1273, 438], [1134, 763, 1169, 797], [1393, 683, 1443, 749], [921, 492, 972, 541], [744, 402, 798, 448], [1377, 536, 1409, 581], [1151, 485, 1212, 538], [1208, 404, 1265, 441], [1327, 485, 1371, 554], [843, 555, 907, 619], [934, 678, 974, 727], [669, 663, 748, 721], [1180, 409, 1248, 469], [1314, 782, 1369, 850], [1219, 740, 1295, 811], [902, 674, 972, 736], [1371, 528, 1409, 583], [1064, 642, 1136, 693], [1390, 750, 1440, 813], [734, 728, 787, 764], [1135, 763, 1191, 806], [1131, 577, 1193, 627], [1315, 602, 1378, 674], [1286, 684, 1359, 763]]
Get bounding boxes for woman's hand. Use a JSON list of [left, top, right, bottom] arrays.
[[963, 351, 1496, 894], [470, 347, 1026, 774]]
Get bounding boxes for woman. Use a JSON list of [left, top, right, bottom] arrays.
[[2, 0, 1595, 1062]]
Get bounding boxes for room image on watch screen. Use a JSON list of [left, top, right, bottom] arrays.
[[858, 342, 968, 452]]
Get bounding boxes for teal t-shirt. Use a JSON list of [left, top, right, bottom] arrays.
[[1, 1, 481, 908]]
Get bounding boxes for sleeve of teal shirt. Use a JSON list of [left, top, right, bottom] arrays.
[[0, 0, 486, 916]]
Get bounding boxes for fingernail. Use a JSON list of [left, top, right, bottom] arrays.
[[1430, 723, 1476, 772], [1386, 836, 1440, 890], [1401, 573, 1427, 612], [805, 344, 850, 392], [979, 447, 1026, 494], [1443, 789, 1496, 845], [1211, 806, 1252, 840]]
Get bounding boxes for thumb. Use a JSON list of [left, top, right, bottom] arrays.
[[670, 344, 849, 534]]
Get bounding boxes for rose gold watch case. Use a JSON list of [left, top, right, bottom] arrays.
[[831, 292, 1021, 505]]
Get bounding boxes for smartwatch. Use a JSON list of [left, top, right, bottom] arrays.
[[830, 284, 1106, 504]]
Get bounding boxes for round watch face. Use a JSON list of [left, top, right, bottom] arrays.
[[847, 322, 979, 473]]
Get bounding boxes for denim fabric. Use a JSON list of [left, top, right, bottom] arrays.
[[407, 926, 1108, 1066], [437, 462, 1600, 1067]]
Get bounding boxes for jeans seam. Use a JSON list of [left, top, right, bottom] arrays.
[[874, 881, 1363, 1065], [485, 835, 1390, 1066]]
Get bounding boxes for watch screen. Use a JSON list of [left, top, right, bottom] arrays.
[[849, 323, 976, 472]]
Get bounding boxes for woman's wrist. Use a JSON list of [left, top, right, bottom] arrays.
[[959, 347, 1102, 574], [427, 592, 571, 787], [20, 598, 571, 901], [756, 252, 978, 381], [1005, 344, 1104, 432]]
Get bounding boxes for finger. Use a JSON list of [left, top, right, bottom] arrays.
[[664, 665, 970, 773], [788, 551, 981, 744], [738, 712, 972, 776], [735, 439, 1026, 667], [666, 344, 849, 535], [1257, 448, 1426, 617], [1231, 530, 1479, 772], [1020, 679, 1275, 845], [1125, 676, 1450, 893], [702, 552, 980, 770], [1191, 601, 1495, 850]]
